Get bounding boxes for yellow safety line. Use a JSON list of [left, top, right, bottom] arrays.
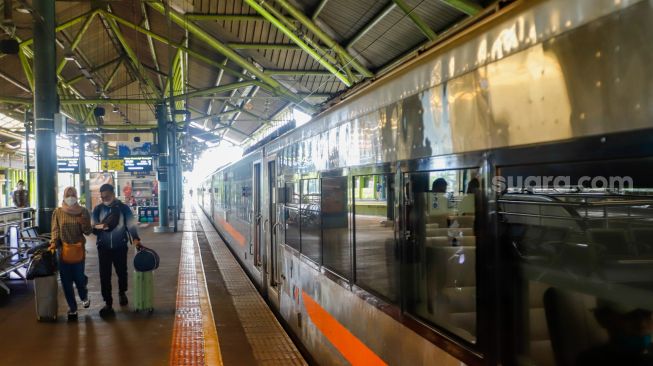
[[194, 233, 223, 366]]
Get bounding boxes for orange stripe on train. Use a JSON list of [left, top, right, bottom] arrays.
[[216, 216, 246, 247], [302, 291, 387, 366]]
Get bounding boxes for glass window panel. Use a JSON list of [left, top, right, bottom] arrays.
[[355, 174, 398, 302], [322, 176, 351, 278], [301, 179, 321, 262], [499, 160, 653, 366], [405, 168, 480, 343], [284, 182, 300, 250]]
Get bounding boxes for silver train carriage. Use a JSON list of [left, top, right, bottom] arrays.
[[199, 0, 653, 364]]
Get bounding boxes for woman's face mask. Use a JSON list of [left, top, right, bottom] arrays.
[[64, 197, 78, 206]]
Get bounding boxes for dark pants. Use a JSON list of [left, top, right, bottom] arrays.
[[97, 246, 128, 306], [59, 260, 88, 312]]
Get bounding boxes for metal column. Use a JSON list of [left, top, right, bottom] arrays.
[[24, 110, 31, 206], [33, 0, 58, 232], [154, 104, 172, 232], [169, 124, 178, 232], [78, 134, 89, 210]]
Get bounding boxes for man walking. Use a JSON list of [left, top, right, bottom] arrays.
[[12, 179, 28, 208], [92, 184, 141, 317]]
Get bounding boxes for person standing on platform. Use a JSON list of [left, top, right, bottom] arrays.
[[92, 184, 141, 317], [48, 187, 92, 321], [12, 179, 28, 208]]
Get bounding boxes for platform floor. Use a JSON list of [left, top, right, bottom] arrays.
[[0, 204, 306, 365]]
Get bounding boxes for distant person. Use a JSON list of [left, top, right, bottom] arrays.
[[12, 179, 28, 208], [432, 178, 448, 193], [466, 178, 480, 194], [122, 182, 132, 200], [92, 184, 141, 318], [577, 299, 653, 366], [189, 188, 193, 197], [48, 187, 92, 321]]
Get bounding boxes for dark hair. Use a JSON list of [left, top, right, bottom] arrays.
[[466, 178, 480, 194], [432, 178, 448, 193], [99, 184, 115, 193], [17, 179, 24, 184]]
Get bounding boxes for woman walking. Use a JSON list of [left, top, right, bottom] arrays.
[[48, 187, 92, 321]]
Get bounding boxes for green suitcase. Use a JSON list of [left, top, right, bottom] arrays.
[[132, 270, 154, 313]]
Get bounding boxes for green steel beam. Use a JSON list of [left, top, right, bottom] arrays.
[[264, 69, 336, 76], [20, 9, 96, 47], [61, 98, 156, 105], [184, 14, 265, 22], [255, 1, 339, 66], [103, 12, 161, 99], [141, 2, 165, 91], [274, 0, 374, 78], [147, 2, 316, 114], [56, 12, 98, 75], [312, 0, 329, 20], [66, 57, 122, 85], [17, 48, 34, 91], [0, 97, 32, 105], [243, 0, 351, 87], [182, 81, 255, 99], [346, 3, 396, 49], [391, 0, 437, 40], [441, 0, 483, 16], [101, 11, 254, 82], [227, 43, 301, 50]]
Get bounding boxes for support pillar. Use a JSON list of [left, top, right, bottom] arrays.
[[78, 134, 90, 210], [33, 0, 58, 232], [24, 110, 31, 206], [154, 104, 172, 233], [169, 123, 178, 232]]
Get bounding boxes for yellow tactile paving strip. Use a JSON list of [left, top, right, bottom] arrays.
[[195, 206, 307, 365], [169, 219, 223, 366]]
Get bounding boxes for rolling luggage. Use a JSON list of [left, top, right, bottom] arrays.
[[34, 275, 58, 321], [132, 270, 154, 313]]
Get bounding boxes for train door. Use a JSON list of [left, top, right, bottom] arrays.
[[267, 158, 281, 289], [253, 162, 262, 268]]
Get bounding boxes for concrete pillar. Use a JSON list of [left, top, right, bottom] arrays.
[[33, 0, 58, 232]]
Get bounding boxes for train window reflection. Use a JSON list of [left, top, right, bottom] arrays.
[[284, 182, 300, 250], [322, 176, 351, 279], [499, 163, 653, 366], [405, 168, 480, 343], [354, 174, 398, 302], [301, 179, 321, 263]]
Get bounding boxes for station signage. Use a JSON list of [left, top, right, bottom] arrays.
[[57, 158, 79, 173], [124, 157, 153, 172], [101, 159, 125, 172]]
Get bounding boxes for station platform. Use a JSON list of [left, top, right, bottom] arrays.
[[0, 205, 306, 365]]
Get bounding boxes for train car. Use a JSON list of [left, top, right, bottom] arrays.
[[200, 0, 653, 364]]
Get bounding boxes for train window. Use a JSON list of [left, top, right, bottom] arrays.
[[498, 160, 653, 366], [404, 168, 480, 343], [300, 179, 321, 263], [322, 176, 351, 279], [354, 174, 398, 302], [284, 182, 300, 251]]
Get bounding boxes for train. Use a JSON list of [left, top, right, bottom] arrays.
[[199, 0, 653, 364]]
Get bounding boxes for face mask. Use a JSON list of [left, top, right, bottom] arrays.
[[103, 201, 113, 207], [616, 334, 652, 352], [64, 197, 78, 206]]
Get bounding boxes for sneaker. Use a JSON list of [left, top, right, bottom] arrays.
[[82, 298, 91, 309], [119, 292, 128, 306], [99, 305, 115, 318], [67, 311, 78, 322]]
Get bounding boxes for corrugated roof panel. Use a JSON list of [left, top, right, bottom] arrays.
[[318, 0, 388, 40], [411, 0, 467, 33]]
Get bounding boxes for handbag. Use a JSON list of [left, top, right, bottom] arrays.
[[26, 249, 58, 279], [133, 245, 160, 272], [61, 242, 85, 264]]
